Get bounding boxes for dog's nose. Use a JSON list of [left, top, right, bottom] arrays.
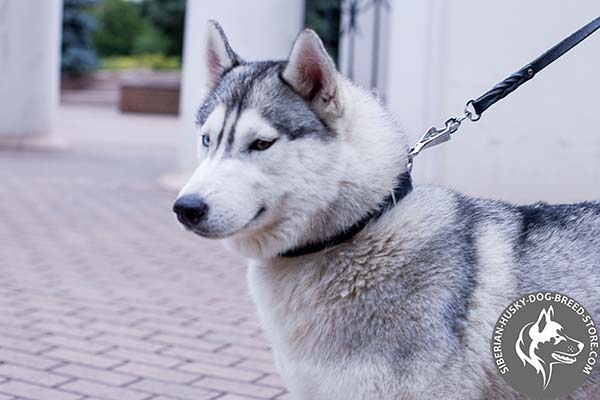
[[173, 195, 209, 228]]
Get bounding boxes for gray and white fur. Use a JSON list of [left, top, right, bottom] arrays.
[[174, 21, 600, 399]]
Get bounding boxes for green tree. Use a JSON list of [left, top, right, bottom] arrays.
[[140, 0, 186, 56], [92, 0, 144, 56], [133, 22, 171, 55], [62, 0, 99, 75]]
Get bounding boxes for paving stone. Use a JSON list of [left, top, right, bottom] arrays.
[[84, 322, 152, 339], [233, 360, 279, 376], [103, 349, 181, 369], [128, 379, 218, 400], [149, 334, 224, 353], [0, 363, 72, 387], [0, 323, 45, 340], [194, 377, 284, 399], [202, 332, 269, 350], [43, 349, 124, 369], [115, 362, 197, 384], [94, 334, 168, 353], [0, 348, 63, 370], [0, 336, 52, 354], [0, 381, 82, 400], [51, 364, 138, 386], [255, 374, 285, 388], [28, 322, 97, 340], [217, 346, 274, 363], [216, 395, 261, 400], [178, 362, 263, 383], [160, 347, 242, 366], [39, 334, 114, 354], [60, 380, 151, 400]]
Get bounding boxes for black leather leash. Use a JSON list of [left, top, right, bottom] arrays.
[[409, 16, 600, 160], [280, 16, 600, 258], [472, 16, 600, 116]]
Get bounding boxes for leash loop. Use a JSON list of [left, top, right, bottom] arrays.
[[464, 100, 480, 122]]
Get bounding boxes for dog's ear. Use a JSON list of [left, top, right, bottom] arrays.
[[282, 29, 342, 119], [205, 20, 241, 90], [535, 307, 551, 333]]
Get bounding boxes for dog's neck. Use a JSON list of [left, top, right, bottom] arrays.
[[278, 171, 413, 257], [226, 80, 410, 259]]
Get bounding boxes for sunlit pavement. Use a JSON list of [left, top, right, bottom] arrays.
[[0, 105, 288, 400]]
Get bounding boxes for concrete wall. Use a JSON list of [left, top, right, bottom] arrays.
[[0, 0, 62, 139], [351, 1, 600, 204], [178, 0, 305, 173]]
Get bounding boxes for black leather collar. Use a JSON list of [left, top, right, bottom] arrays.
[[279, 172, 413, 258]]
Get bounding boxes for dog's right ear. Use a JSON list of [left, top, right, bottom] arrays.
[[205, 20, 241, 90]]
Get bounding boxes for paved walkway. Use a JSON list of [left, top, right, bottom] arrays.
[[0, 106, 288, 400]]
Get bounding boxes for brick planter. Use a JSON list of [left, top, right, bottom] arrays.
[[61, 73, 94, 90], [119, 80, 180, 115]]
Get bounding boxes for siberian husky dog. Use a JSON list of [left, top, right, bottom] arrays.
[[173, 21, 600, 399]]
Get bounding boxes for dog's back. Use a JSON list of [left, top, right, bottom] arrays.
[[512, 201, 600, 316]]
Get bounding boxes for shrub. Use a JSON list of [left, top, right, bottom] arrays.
[[139, 0, 186, 56], [61, 0, 99, 76], [92, 0, 144, 56], [133, 22, 171, 55], [101, 54, 181, 71]]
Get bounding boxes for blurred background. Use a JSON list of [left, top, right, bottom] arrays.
[[0, 1, 599, 399]]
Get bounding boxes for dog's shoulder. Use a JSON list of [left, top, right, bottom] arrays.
[[380, 184, 518, 239]]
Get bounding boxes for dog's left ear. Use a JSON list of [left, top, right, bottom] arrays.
[[535, 307, 553, 333], [282, 29, 342, 119], [546, 306, 555, 319]]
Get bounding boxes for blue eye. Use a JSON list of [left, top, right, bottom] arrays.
[[201, 134, 210, 147]]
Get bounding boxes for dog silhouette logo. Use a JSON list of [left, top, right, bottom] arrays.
[[491, 292, 597, 399], [515, 306, 584, 389]]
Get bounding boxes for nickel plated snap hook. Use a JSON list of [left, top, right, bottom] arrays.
[[408, 100, 480, 164]]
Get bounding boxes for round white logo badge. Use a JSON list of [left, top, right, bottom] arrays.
[[491, 292, 598, 399]]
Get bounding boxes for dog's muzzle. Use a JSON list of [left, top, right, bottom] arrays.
[[173, 195, 209, 229]]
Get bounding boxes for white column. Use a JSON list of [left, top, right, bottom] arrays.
[[177, 0, 305, 174], [0, 0, 62, 143]]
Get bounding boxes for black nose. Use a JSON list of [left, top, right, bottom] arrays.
[[173, 195, 209, 228]]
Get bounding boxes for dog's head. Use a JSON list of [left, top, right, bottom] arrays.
[[174, 21, 408, 257], [515, 306, 584, 389]]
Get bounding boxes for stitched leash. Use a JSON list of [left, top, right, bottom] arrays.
[[409, 16, 600, 165], [280, 16, 600, 258]]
